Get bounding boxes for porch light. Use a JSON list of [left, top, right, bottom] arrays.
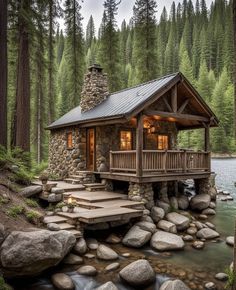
[[68, 197, 73, 204]]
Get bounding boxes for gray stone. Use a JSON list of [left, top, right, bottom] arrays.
[[156, 200, 170, 213], [194, 221, 204, 230], [105, 234, 121, 244], [226, 236, 234, 246], [141, 215, 154, 223], [73, 238, 87, 255], [209, 202, 216, 209], [86, 222, 109, 230], [151, 231, 185, 251], [135, 221, 157, 233], [205, 222, 215, 230], [96, 282, 118, 290], [151, 207, 165, 222], [177, 196, 189, 210], [196, 228, 220, 240], [63, 253, 83, 265], [169, 197, 178, 210], [47, 223, 60, 231], [77, 265, 97, 276], [96, 244, 118, 260], [20, 185, 42, 197], [182, 235, 194, 242], [48, 193, 62, 203], [0, 223, 5, 244], [204, 282, 216, 290], [86, 238, 99, 250], [51, 187, 64, 194], [166, 212, 190, 231], [119, 259, 155, 287], [0, 230, 76, 277], [186, 227, 197, 235], [122, 253, 131, 257], [51, 273, 75, 290], [104, 262, 120, 272], [199, 214, 208, 220], [215, 272, 228, 281], [160, 279, 190, 290], [122, 226, 152, 248], [190, 194, 211, 211], [202, 208, 216, 215], [84, 253, 95, 259], [192, 240, 204, 249], [157, 220, 177, 234]]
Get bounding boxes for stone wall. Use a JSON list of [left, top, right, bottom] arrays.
[[48, 127, 86, 177], [128, 183, 154, 210]]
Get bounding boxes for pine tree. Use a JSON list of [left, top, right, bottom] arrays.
[[0, 0, 7, 148], [179, 50, 194, 84], [86, 15, 95, 50], [56, 30, 64, 66], [197, 60, 210, 102], [64, 0, 85, 108], [132, 0, 157, 83]]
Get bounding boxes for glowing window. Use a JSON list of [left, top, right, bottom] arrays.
[[120, 131, 132, 150], [67, 132, 73, 149], [158, 135, 168, 150]]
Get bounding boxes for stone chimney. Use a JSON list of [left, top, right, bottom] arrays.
[[80, 64, 109, 112]]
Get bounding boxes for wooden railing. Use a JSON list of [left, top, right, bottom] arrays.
[[110, 150, 210, 175]]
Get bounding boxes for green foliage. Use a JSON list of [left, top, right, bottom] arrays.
[[25, 198, 39, 208], [224, 267, 235, 289], [25, 210, 41, 224], [0, 196, 10, 205], [0, 276, 11, 290], [55, 201, 66, 209], [7, 205, 24, 218], [31, 161, 48, 176]]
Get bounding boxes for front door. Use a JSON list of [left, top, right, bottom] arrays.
[[87, 128, 95, 171]]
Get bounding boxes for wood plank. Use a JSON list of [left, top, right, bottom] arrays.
[[43, 215, 68, 224], [93, 199, 144, 209], [57, 222, 75, 230]]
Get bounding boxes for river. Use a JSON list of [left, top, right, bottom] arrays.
[[13, 158, 236, 290]]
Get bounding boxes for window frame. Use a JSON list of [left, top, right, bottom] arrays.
[[66, 131, 74, 150], [120, 130, 133, 151], [157, 134, 169, 150]]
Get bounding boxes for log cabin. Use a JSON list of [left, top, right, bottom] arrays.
[[47, 64, 219, 209]]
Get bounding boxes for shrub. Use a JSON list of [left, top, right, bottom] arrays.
[[31, 161, 48, 176], [55, 202, 66, 209], [225, 267, 236, 289], [0, 196, 9, 205], [7, 205, 24, 218], [25, 210, 41, 224], [25, 198, 39, 208], [0, 276, 11, 290]]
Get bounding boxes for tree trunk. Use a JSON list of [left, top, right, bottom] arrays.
[[0, 0, 8, 148], [234, 0, 236, 141], [15, 0, 30, 152]]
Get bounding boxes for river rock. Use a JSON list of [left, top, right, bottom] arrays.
[[156, 200, 170, 213], [209, 202, 216, 209], [119, 259, 155, 287], [122, 226, 152, 248], [151, 231, 185, 251], [0, 230, 76, 277], [205, 222, 215, 230], [86, 238, 99, 250], [196, 228, 220, 240], [186, 227, 197, 235], [51, 273, 75, 290], [205, 282, 216, 290], [96, 281, 118, 290], [0, 223, 5, 244], [77, 265, 97, 276], [151, 207, 165, 222], [194, 221, 204, 230], [199, 214, 208, 220], [84, 253, 95, 259], [63, 253, 83, 265], [169, 197, 178, 210], [177, 195, 189, 210], [190, 194, 211, 211], [105, 234, 121, 244], [48, 193, 62, 203], [209, 187, 217, 200], [166, 212, 190, 231], [20, 185, 42, 197], [160, 279, 190, 290], [157, 220, 177, 234], [73, 238, 87, 255], [141, 215, 154, 223], [104, 262, 120, 272], [226, 236, 234, 246], [97, 244, 118, 260], [202, 208, 216, 215], [51, 187, 64, 194], [47, 223, 60, 231], [135, 221, 157, 233], [183, 235, 194, 242], [215, 272, 228, 281], [192, 240, 204, 249]]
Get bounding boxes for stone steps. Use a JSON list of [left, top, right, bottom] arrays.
[[66, 191, 126, 203], [85, 183, 106, 191], [43, 215, 68, 224], [57, 222, 75, 230], [64, 178, 81, 185]]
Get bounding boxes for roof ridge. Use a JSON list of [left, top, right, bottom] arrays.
[[109, 72, 180, 96]]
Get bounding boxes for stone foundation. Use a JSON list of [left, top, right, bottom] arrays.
[[194, 174, 217, 200], [128, 183, 154, 210]]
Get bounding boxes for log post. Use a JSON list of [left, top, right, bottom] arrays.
[[136, 113, 144, 177], [204, 124, 210, 152]]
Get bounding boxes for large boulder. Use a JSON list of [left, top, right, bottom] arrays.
[[119, 259, 155, 287], [166, 212, 190, 231], [0, 230, 76, 277], [51, 273, 75, 290], [156, 200, 170, 214], [160, 279, 190, 290], [96, 244, 118, 260], [177, 196, 189, 210], [20, 185, 42, 198], [151, 231, 185, 251], [122, 226, 151, 248], [196, 228, 220, 240], [151, 207, 165, 222], [135, 221, 157, 234], [190, 194, 211, 211], [157, 220, 177, 234], [96, 281, 118, 290]]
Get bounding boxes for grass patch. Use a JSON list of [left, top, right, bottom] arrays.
[[225, 267, 236, 289], [7, 205, 24, 218], [0, 276, 11, 290], [0, 196, 9, 205], [31, 161, 48, 176], [25, 198, 39, 208], [25, 210, 41, 224], [55, 202, 66, 209]]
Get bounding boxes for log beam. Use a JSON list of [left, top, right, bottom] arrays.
[[136, 113, 144, 177], [171, 85, 178, 113]]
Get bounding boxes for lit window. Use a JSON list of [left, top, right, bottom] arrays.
[[158, 135, 168, 150], [67, 132, 73, 149], [120, 131, 132, 150]]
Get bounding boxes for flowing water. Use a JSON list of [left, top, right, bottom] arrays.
[[12, 159, 236, 290]]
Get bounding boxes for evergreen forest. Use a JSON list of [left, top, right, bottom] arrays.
[[0, 0, 235, 165]]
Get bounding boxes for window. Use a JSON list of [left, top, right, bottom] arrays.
[[67, 132, 73, 149], [158, 135, 168, 150], [120, 130, 132, 150]]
